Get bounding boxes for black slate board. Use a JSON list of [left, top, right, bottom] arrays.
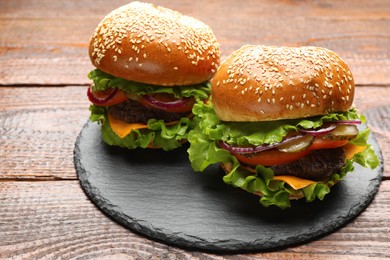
[[74, 121, 383, 253]]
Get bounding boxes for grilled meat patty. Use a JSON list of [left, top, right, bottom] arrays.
[[270, 147, 346, 181], [108, 99, 190, 124]]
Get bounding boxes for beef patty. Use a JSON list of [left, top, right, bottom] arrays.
[[270, 147, 346, 181], [108, 99, 190, 124]]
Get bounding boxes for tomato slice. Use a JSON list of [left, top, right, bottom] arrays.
[[88, 88, 128, 106], [309, 138, 349, 150], [231, 136, 349, 167], [137, 93, 195, 113], [234, 149, 311, 166]]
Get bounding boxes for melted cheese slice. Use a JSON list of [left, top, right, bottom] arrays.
[[107, 114, 184, 138], [344, 143, 367, 160], [108, 114, 148, 138], [273, 175, 315, 190]]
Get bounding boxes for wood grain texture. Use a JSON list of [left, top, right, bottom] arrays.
[[0, 0, 389, 85], [1, 86, 388, 180], [0, 181, 388, 259], [0, 86, 89, 180]]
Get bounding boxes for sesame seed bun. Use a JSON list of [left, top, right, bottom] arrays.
[[89, 2, 220, 86], [211, 45, 354, 121]]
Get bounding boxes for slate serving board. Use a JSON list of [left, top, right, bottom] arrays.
[[74, 121, 383, 253]]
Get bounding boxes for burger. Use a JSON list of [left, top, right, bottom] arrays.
[[188, 45, 379, 208], [87, 2, 220, 150]]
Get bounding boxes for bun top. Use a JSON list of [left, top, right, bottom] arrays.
[[211, 45, 354, 121], [89, 2, 220, 86]]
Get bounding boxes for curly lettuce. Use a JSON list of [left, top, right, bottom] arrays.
[[90, 105, 193, 151], [88, 69, 210, 101], [187, 101, 379, 208]]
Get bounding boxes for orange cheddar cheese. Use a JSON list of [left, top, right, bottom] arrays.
[[107, 114, 186, 138], [273, 175, 315, 190], [108, 114, 148, 138], [343, 143, 367, 160]]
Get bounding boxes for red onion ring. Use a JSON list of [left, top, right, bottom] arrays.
[[299, 119, 361, 136], [334, 119, 362, 125], [299, 124, 337, 136], [142, 94, 192, 110], [87, 86, 118, 105], [218, 134, 305, 154]]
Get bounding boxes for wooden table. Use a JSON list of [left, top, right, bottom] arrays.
[[1, 0, 389, 258]]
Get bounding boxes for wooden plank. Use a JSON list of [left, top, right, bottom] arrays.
[[0, 180, 389, 258], [0, 86, 89, 180], [0, 86, 389, 180], [0, 0, 389, 85]]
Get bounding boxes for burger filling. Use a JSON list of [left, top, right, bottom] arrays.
[[187, 101, 379, 208], [88, 69, 210, 150], [220, 123, 358, 181]]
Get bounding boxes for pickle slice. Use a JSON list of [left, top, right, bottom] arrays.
[[277, 135, 314, 153], [325, 125, 359, 141]]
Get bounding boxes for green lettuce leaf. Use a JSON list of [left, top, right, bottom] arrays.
[[90, 105, 192, 151], [191, 100, 362, 147], [88, 69, 210, 101], [187, 101, 380, 209]]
